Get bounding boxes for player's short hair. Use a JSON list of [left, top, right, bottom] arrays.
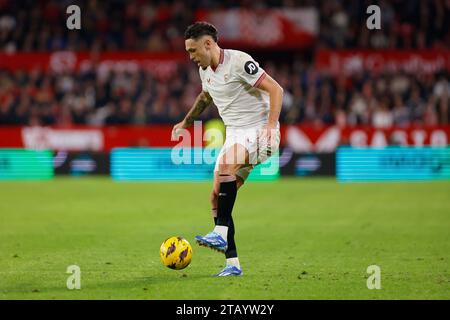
[[184, 21, 218, 42]]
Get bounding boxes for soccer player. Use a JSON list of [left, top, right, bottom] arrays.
[[172, 22, 283, 276]]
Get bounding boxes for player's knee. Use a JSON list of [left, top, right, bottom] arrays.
[[218, 163, 238, 176]]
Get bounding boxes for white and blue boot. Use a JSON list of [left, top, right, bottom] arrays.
[[214, 265, 243, 277], [195, 231, 228, 253]]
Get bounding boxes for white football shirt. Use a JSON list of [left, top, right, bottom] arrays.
[[199, 49, 269, 128]]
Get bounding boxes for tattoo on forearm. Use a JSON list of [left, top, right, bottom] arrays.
[[185, 94, 211, 125]]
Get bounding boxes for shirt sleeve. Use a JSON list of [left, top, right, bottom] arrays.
[[198, 67, 208, 93], [233, 51, 266, 87]]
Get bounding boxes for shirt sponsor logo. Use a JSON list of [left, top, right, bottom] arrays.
[[244, 61, 258, 75]]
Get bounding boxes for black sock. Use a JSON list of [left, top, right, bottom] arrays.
[[216, 175, 237, 227], [225, 216, 237, 259]]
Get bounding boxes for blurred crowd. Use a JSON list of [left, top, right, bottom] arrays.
[[0, 63, 207, 126], [1, 61, 448, 127], [0, 0, 448, 52], [278, 64, 449, 127]]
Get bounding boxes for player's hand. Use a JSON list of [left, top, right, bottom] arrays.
[[261, 122, 278, 143], [171, 120, 188, 140]]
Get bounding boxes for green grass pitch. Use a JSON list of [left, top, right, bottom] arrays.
[[0, 177, 449, 299]]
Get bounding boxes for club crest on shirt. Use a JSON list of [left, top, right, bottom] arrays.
[[207, 78, 211, 84]]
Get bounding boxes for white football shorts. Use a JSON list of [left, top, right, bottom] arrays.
[[213, 122, 280, 181]]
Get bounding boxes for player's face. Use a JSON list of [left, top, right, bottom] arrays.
[[185, 36, 212, 70]]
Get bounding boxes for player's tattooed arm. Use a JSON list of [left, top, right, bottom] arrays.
[[184, 91, 213, 126], [172, 91, 212, 140]]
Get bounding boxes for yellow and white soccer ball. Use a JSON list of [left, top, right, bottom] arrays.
[[160, 236, 193, 270]]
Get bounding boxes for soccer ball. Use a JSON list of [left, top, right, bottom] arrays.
[[160, 236, 193, 270]]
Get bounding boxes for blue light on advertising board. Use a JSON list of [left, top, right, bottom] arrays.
[[0, 149, 54, 180], [111, 148, 279, 181], [337, 146, 450, 182], [295, 156, 321, 176], [111, 148, 216, 181]]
